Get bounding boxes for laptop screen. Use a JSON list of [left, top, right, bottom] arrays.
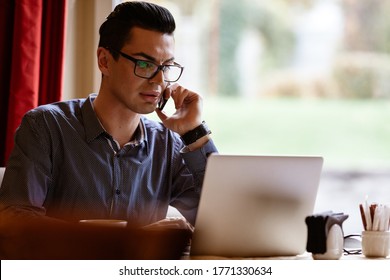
[[191, 154, 323, 257]]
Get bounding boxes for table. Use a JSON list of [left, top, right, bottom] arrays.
[[184, 252, 387, 260]]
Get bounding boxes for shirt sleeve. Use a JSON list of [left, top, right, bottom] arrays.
[[181, 139, 218, 187], [168, 139, 217, 225], [0, 109, 53, 218]]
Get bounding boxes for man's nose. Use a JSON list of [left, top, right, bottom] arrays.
[[149, 68, 165, 84]]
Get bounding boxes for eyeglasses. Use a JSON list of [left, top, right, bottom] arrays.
[[343, 234, 362, 255], [107, 48, 184, 82]]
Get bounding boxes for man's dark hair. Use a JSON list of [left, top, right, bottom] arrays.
[[98, 1, 176, 59]]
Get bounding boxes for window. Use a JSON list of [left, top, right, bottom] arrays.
[[83, 0, 389, 234]]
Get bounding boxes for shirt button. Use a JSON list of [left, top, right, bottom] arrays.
[[115, 189, 121, 195]]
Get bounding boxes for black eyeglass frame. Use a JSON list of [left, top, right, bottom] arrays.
[[106, 47, 184, 82]]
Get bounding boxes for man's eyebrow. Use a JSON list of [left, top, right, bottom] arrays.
[[132, 52, 175, 63]]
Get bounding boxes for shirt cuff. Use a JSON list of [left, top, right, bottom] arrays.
[[180, 139, 217, 173]]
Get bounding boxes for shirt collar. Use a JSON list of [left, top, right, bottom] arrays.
[[117, 121, 145, 149], [81, 94, 106, 143]]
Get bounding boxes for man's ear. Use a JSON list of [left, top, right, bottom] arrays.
[[97, 47, 110, 76]]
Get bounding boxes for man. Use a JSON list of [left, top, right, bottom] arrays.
[[0, 1, 217, 231]]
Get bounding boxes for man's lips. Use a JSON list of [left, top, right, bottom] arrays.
[[140, 91, 161, 103]]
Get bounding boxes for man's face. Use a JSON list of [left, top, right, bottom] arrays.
[[106, 27, 175, 114]]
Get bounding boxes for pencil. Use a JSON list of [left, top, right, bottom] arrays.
[[370, 203, 377, 226], [359, 204, 367, 230]]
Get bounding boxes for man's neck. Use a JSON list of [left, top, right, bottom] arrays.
[[93, 94, 140, 148]]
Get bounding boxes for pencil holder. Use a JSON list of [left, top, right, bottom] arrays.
[[361, 230, 390, 258]]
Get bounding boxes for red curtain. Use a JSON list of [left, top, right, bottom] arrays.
[[0, 0, 67, 166]]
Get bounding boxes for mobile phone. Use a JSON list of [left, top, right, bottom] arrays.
[[158, 96, 168, 110], [158, 83, 171, 110]]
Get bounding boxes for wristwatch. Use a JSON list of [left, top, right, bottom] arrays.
[[180, 121, 211, 145]]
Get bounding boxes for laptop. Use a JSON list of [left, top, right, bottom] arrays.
[[190, 154, 323, 257]]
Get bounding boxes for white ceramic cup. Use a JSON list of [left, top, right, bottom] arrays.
[[79, 219, 128, 228], [312, 224, 344, 260], [361, 230, 390, 258]]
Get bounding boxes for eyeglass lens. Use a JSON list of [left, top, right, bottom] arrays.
[[135, 61, 182, 82]]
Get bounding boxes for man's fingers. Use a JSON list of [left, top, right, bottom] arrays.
[[143, 217, 193, 231]]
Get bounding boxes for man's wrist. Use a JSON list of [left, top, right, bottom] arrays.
[[185, 134, 211, 152]]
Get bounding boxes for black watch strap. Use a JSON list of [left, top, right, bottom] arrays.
[[180, 121, 211, 145]]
